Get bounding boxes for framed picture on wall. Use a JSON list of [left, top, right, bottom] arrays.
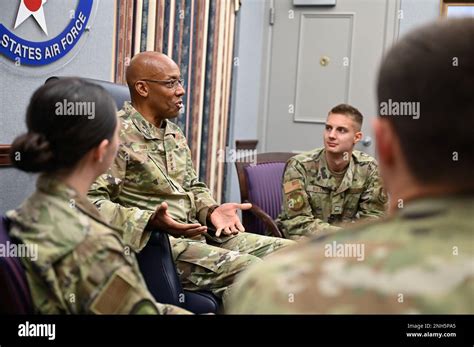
[[441, 1, 474, 17]]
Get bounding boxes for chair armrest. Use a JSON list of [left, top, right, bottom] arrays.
[[136, 231, 184, 306], [247, 203, 284, 238]]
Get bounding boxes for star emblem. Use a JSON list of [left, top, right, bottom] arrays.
[[14, 0, 49, 35]]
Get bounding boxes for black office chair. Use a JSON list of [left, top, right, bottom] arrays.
[[45, 76, 221, 313], [45, 76, 131, 110], [137, 231, 220, 313]]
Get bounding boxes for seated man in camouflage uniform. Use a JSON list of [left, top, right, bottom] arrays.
[[7, 78, 188, 314], [88, 51, 294, 307], [277, 104, 387, 240], [228, 18, 474, 314]]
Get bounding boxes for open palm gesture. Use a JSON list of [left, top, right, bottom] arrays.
[[210, 203, 252, 237]]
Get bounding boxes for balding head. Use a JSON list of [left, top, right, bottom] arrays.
[[124, 51, 185, 125], [126, 51, 178, 100]]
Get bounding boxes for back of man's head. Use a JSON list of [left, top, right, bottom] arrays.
[[377, 18, 474, 186]]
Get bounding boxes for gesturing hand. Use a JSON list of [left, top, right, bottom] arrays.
[[147, 202, 207, 238], [210, 203, 252, 237]]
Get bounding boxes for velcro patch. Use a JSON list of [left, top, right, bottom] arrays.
[[284, 180, 302, 194], [287, 191, 306, 211], [306, 185, 328, 193], [90, 271, 134, 314], [130, 143, 149, 152]]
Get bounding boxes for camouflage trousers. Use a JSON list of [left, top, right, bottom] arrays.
[[171, 232, 295, 306]]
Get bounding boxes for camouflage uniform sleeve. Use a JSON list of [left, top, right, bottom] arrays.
[[87, 145, 153, 252], [57, 233, 191, 315], [278, 159, 340, 240], [184, 146, 218, 226], [357, 162, 387, 219]]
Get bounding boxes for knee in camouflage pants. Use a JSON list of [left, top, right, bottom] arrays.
[[172, 233, 295, 306]]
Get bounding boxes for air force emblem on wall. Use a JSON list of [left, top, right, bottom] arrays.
[[0, 0, 93, 66]]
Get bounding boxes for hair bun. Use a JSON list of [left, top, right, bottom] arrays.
[[10, 132, 56, 172]]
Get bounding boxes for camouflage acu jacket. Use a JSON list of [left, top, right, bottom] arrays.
[[88, 102, 219, 253], [229, 195, 474, 313], [7, 175, 187, 314], [276, 148, 387, 239]]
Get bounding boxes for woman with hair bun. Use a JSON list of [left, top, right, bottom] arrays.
[[6, 78, 188, 314]]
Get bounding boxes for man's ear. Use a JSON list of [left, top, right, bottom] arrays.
[[354, 130, 363, 144], [93, 139, 110, 164], [135, 81, 148, 98], [373, 118, 394, 166]]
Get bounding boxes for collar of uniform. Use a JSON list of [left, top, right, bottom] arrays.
[[37, 174, 78, 201], [123, 101, 179, 140], [396, 194, 474, 220], [37, 174, 104, 221], [316, 149, 355, 192]]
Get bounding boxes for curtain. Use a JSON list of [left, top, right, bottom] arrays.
[[114, 0, 240, 203]]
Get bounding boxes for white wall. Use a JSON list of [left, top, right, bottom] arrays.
[[399, 0, 440, 36], [226, 0, 268, 203]]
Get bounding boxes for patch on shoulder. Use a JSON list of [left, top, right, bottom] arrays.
[[284, 180, 302, 193], [287, 191, 305, 211], [90, 271, 134, 314]]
